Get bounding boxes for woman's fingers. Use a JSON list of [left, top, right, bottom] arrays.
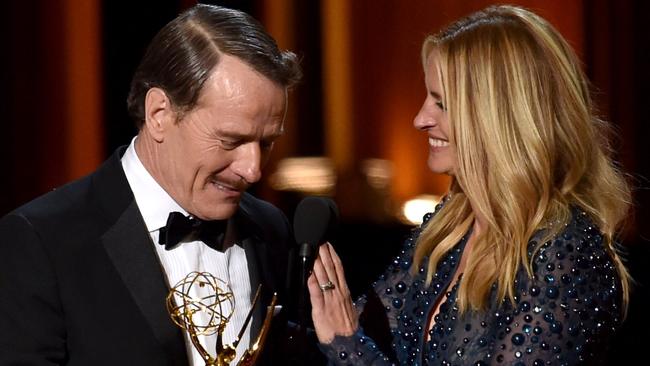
[[308, 259, 337, 343], [312, 256, 333, 295], [317, 242, 339, 287], [326, 243, 350, 297], [307, 271, 324, 308], [308, 242, 360, 344]]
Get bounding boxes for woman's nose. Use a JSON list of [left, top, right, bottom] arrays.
[[413, 102, 436, 130]]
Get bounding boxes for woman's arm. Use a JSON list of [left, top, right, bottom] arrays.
[[486, 212, 623, 365], [308, 243, 398, 365]]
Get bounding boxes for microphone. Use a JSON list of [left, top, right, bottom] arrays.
[[291, 196, 339, 362], [293, 196, 339, 265]]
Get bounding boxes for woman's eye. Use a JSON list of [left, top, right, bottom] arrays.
[[436, 101, 446, 110]]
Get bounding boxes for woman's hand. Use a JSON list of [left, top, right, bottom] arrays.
[[308, 242, 359, 344]]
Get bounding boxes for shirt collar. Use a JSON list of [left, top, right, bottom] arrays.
[[121, 137, 187, 233]]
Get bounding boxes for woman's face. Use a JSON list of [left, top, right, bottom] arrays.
[[413, 51, 456, 175]]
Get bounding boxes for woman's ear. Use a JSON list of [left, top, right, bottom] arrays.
[[143, 87, 174, 142]]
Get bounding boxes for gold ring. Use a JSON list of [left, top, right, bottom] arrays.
[[319, 281, 335, 291]]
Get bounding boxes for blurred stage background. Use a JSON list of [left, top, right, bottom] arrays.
[[1, 0, 648, 363]]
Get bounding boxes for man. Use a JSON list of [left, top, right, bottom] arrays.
[[0, 4, 301, 365]]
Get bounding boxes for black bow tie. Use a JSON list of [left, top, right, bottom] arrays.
[[158, 212, 228, 251]]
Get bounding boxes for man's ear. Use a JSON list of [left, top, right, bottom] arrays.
[[143, 87, 175, 142]]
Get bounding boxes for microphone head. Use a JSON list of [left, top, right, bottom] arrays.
[[293, 196, 339, 246]]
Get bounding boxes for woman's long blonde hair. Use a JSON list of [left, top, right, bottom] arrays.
[[413, 5, 631, 313]]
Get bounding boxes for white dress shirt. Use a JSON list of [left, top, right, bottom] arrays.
[[121, 138, 254, 365]]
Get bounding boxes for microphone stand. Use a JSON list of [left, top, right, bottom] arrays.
[[296, 242, 316, 364]]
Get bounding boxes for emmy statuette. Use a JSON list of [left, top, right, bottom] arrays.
[[166, 272, 277, 366]]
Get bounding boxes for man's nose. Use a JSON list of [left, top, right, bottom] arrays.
[[233, 142, 262, 184]]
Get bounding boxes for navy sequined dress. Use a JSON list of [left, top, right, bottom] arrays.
[[318, 206, 623, 365]]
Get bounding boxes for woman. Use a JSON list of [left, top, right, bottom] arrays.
[[308, 5, 631, 365]]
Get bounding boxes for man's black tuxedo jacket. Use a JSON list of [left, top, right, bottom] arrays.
[[0, 148, 293, 365]]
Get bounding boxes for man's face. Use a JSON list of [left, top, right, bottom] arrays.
[[156, 55, 287, 220]]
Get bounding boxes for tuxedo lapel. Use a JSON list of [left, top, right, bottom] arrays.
[[246, 235, 284, 337], [233, 195, 293, 365], [92, 148, 187, 364], [235, 207, 280, 341], [102, 201, 187, 363]]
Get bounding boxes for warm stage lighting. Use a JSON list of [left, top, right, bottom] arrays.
[[361, 158, 392, 190], [269, 157, 336, 195], [400, 194, 441, 225]]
